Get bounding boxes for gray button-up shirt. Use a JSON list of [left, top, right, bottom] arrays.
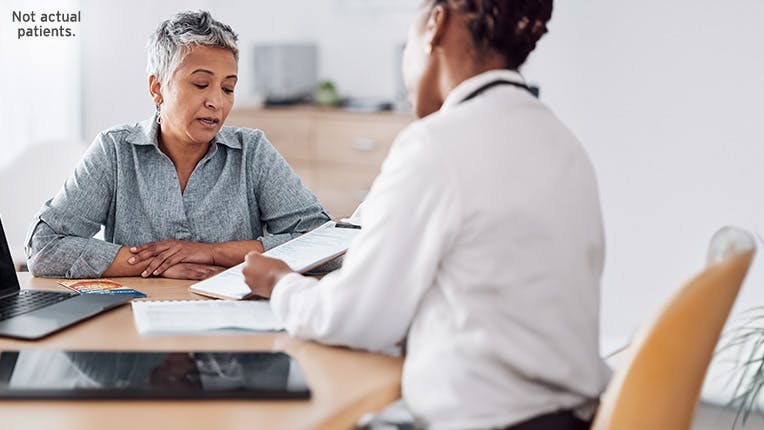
[[25, 115, 330, 279]]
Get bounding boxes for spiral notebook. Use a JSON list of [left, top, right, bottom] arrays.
[[131, 300, 284, 335]]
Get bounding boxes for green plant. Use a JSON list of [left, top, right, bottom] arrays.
[[313, 80, 341, 106], [719, 308, 764, 428]]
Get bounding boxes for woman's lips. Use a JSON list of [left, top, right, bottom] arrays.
[[197, 118, 219, 129]]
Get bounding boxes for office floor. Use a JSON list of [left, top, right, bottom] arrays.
[[694, 402, 764, 429]]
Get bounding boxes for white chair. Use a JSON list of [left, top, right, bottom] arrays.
[[0, 140, 85, 268]]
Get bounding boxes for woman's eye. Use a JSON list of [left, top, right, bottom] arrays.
[[223, 88, 234, 94], [193, 84, 208, 89]]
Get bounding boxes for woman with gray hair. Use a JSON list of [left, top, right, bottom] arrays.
[[26, 10, 330, 280]]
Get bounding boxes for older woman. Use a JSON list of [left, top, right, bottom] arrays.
[[243, 1, 609, 429], [26, 11, 330, 280]]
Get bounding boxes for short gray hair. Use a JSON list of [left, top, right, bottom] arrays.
[[146, 10, 239, 84]]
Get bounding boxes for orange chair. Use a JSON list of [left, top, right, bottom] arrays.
[[592, 227, 756, 430]]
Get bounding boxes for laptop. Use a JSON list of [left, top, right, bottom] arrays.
[[0, 215, 132, 340]]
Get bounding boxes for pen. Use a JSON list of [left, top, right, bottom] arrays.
[[335, 221, 361, 229]]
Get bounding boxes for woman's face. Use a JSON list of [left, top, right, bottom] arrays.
[[402, 7, 441, 118], [151, 45, 238, 146]]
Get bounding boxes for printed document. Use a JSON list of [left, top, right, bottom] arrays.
[[189, 221, 361, 300]]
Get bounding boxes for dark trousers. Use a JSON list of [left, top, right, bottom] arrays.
[[506, 410, 591, 430]]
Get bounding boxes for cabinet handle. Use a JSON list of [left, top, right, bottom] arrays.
[[351, 138, 378, 152]]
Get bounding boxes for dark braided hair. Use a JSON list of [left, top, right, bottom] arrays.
[[429, 0, 553, 69]]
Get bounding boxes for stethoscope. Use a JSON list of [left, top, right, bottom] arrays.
[[459, 79, 536, 104]]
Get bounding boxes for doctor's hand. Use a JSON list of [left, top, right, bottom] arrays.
[[242, 252, 292, 299], [127, 240, 214, 277]]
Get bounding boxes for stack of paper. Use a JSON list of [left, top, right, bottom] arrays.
[[131, 300, 284, 335]]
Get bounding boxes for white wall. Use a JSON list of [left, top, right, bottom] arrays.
[[0, 0, 82, 170]]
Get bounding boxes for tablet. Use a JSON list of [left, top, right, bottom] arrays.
[[0, 350, 310, 400]]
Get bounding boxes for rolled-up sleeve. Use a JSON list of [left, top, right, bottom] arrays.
[[252, 133, 331, 250], [25, 133, 122, 278]]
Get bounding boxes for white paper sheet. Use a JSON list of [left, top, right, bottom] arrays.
[[131, 300, 283, 335], [264, 221, 361, 271], [190, 263, 250, 300]]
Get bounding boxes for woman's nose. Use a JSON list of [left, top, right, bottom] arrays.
[[204, 91, 222, 111]]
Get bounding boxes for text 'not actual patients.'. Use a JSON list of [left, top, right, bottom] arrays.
[[12, 11, 81, 23], [12, 10, 80, 39]]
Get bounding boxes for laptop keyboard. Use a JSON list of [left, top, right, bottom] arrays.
[[0, 290, 75, 320]]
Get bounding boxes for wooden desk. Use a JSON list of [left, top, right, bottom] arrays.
[[0, 273, 403, 430]]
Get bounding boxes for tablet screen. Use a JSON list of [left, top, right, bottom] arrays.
[[0, 350, 310, 399]]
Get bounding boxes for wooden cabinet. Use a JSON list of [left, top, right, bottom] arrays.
[[226, 107, 413, 218]]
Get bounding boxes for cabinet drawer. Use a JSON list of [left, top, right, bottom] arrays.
[[226, 112, 312, 162], [314, 164, 380, 218], [313, 119, 405, 166]]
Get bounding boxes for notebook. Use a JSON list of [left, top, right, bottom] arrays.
[[189, 221, 361, 300]]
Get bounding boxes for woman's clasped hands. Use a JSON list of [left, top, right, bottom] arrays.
[[127, 240, 226, 280]]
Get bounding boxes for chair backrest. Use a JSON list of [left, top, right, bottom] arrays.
[[0, 140, 85, 266], [592, 227, 756, 430]]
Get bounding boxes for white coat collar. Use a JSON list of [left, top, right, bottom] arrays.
[[440, 69, 528, 111]]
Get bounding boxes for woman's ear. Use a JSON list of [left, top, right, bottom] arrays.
[[148, 75, 163, 106], [425, 4, 449, 53]]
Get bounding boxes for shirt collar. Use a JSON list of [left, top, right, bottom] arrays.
[[125, 112, 242, 149], [440, 69, 527, 112]]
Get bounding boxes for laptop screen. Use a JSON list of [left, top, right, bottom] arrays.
[[0, 217, 21, 292]]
